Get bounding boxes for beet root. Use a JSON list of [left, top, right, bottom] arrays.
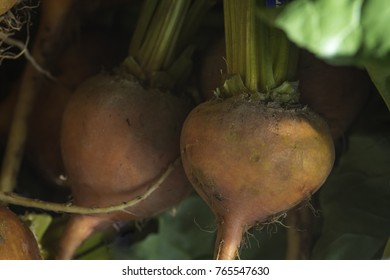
[[0, 206, 41, 259], [180, 94, 335, 259], [58, 73, 192, 259]]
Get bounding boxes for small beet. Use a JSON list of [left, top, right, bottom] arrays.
[[0, 206, 42, 259]]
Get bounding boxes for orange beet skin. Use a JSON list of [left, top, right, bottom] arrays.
[[181, 94, 335, 259]]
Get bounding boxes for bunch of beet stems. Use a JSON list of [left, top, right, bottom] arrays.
[[124, 0, 212, 89], [180, 0, 335, 260], [223, 1, 298, 96]]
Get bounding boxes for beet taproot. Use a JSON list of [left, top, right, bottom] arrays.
[[0, 205, 41, 259]]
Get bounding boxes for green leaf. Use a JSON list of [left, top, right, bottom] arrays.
[[275, 0, 390, 110], [361, 1, 390, 58], [276, 0, 364, 60], [75, 230, 113, 260], [20, 213, 53, 259], [21, 213, 52, 243]]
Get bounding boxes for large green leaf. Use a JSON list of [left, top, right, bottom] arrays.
[[277, 0, 390, 62], [361, 1, 390, 58], [275, 0, 390, 109], [276, 0, 364, 60]]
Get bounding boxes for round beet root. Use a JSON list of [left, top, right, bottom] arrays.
[[0, 206, 41, 259], [181, 94, 335, 259], [58, 73, 192, 259]]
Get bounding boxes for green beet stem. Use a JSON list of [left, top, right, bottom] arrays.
[[128, 0, 158, 57], [223, 0, 299, 99], [124, 0, 213, 88], [135, 0, 190, 76], [271, 28, 298, 85]]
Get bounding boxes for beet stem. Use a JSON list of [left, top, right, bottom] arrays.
[[223, 0, 275, 93], [125, 0, 212, 89], [127, 0, 190, 78], [128, 0, 158, 56], [222, 0, 299, 100]]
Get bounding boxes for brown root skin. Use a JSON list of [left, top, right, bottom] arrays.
[[0, 205, 41, 260], [58, 73, 192, 259], [181, 94, 335, 260]]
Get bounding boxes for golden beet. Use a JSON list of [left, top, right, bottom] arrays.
[[181, 94, 335, 259], [58, 74, 192, 259], [0, 206, 41, 260]]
